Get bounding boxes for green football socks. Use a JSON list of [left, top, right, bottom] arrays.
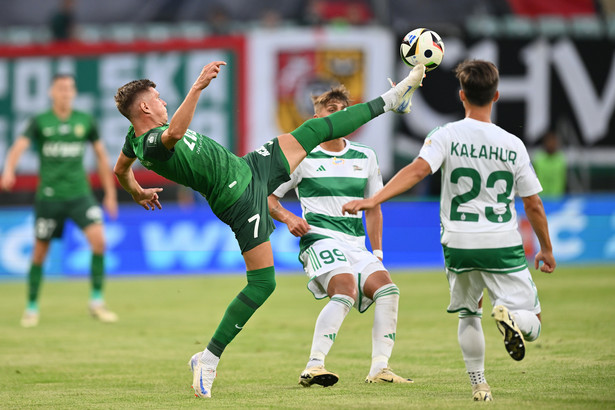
[[90, 253, 104, 301], [290, 97, 386, 154], [207, 266, 276, 357], [27, 264, 43, 310]]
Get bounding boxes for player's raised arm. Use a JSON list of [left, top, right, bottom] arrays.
[[113, 151, 163, 210], [162, 61, 227, 149], [343, 157, 431, 215]]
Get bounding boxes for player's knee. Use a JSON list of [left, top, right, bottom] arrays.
[[245, 267, 276, 305], [372, 283, 400, 301]]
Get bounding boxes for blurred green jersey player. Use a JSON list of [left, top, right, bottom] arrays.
[[1, 74, 119, 327]]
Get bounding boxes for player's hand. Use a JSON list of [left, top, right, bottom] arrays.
[[133, 187, 163, 211], [103, 194, 119, 220], [342, 198, 374, 215], [534, 249, 556, 273], [193, 61, 227, 91], [1, 171, 15, 191], [286, 215, 310, 237]]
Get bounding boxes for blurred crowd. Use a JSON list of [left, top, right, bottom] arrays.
[[1, 0, 613, 44]]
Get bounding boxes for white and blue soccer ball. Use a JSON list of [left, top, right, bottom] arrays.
[[400, 28, 445, 72]]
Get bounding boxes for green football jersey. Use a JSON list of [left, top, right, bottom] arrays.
[[23, 109, 98, 200], [122, 125, 252, 215]]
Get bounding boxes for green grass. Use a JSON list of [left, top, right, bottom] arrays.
[[1, 265, 614, 408]]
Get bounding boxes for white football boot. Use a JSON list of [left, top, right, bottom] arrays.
[[383, 64, 426, 114], [89, 303, 118, 323], [189, 352, 216, 398], [20, 309, 39, 328]]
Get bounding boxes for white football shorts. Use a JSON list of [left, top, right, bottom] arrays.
[[446, 267, 541, 317], [300, 238, 386, 313]]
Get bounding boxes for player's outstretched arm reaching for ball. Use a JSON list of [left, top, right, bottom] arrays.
[[342, 156, 432, 215]]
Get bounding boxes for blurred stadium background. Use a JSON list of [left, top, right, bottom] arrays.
[[0, 0, 614, 278]]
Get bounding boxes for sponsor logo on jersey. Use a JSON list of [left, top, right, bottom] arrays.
[[74, 123, 86, 138], [42, 141, 84, 158], [332, 157, 344, 165], [316, 165, 326, 172]]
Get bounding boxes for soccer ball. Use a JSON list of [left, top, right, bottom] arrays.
[[400, 28, 445, 72]]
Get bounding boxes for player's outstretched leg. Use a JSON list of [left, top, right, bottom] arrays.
[[492, 305, 525, 361], [288, 64, 426, 158]]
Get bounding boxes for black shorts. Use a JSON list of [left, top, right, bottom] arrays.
[[33, 194, 102, 241]]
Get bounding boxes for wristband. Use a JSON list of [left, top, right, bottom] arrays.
[[373, 249, 383, 259]]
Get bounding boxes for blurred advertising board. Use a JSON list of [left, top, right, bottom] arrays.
[[246, 27, 395, 176], [0, 37, 247, 188], [396, 36, 615, 176], [0, 195, 613, 278]]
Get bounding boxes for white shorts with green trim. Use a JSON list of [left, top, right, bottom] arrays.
[[446, 267, 541, 318], [300, 238, 386, 313]]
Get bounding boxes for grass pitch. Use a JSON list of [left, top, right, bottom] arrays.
[[1, 265, 614, 408]]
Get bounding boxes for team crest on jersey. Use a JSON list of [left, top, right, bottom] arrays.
[[353, 165, 363, 171], [74, 123, 85, 138], [276, 49, 365, 132]]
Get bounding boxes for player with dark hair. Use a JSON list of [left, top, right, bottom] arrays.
[[343, 59, 555, 401], [269, 85, 411, 387], [1, 74, 118, 327], [113, 61, 426, 398]]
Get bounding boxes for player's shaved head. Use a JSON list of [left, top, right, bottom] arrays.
[[454, 60, 499, 107], [115, 79, 157, 120]]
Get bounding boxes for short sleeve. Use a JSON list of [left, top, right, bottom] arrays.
[[514, 143, 542, 197], [273, 165, 301, 198], [121, 133, 137, 159], [87, 116, 100, 142], [418, 127, 447, 174], [22, 118, 39, 143], [142, 129, 174, 162], [364, 150, 383, 197]]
